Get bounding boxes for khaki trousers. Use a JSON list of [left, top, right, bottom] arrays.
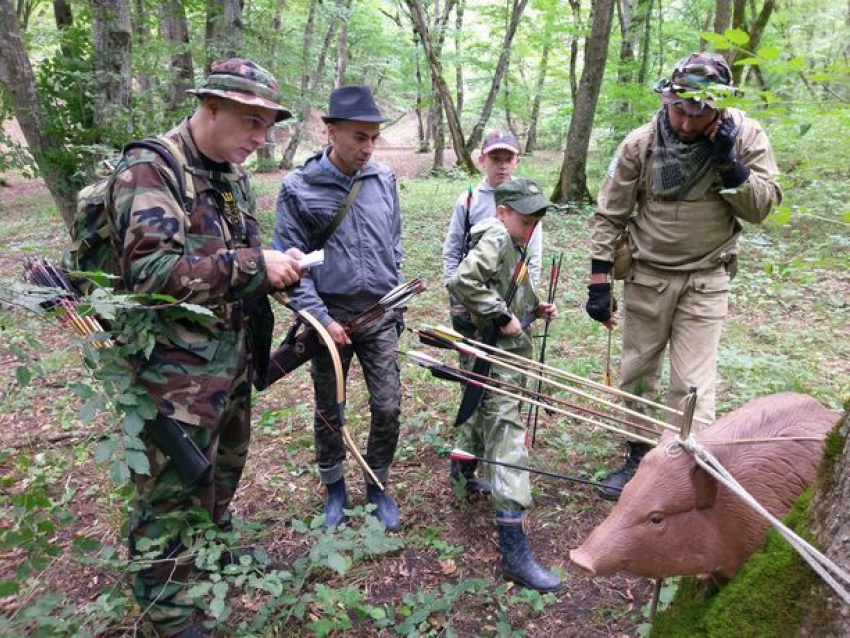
[[619, 261, 730, 435]]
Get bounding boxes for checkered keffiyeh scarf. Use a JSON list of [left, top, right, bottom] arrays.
[[651, 108, 713, 198]]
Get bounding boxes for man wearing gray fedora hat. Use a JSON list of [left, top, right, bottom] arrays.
[[274, 85, 405, 532]]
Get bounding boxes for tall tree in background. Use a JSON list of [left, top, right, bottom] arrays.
[[404, 0, 475, 173], [615, 0, 653, 112], [727, 0, 776, 84], [281, 0, 318, 169], [454, 0, 465, 117], [52, 0, 75, 58], [568, 0, 581, 106], [553, 0, 615, 204], [464, 0, 528, 152], [161, 0, 194, 112], [89, 0, 132, 139], [524, 0, 555, 155], [206, 0, 243, 63], [0, 0, 77, 225], [336, 0, 353, 86]]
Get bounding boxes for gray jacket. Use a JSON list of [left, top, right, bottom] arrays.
[[273, 148, 403, 327], [442, 179, 543, 287]]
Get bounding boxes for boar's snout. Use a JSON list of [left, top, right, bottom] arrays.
[[569, 547, 598, 577]]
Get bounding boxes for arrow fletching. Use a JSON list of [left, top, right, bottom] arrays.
[[450, 448, 476, 462]]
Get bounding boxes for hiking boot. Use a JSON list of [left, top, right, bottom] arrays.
[[449, 458, 492, 496], [596, 442, 652, 501], [496, 511, 562, 593]]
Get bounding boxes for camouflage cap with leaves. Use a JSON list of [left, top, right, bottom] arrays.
[[656, 52, 735, 115], [188, 58, 293, 122]]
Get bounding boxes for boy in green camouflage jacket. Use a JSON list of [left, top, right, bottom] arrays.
[[447, 178, 561, 593]]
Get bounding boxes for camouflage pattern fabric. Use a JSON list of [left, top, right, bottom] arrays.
[[110, 119, 270, 428], [449, 217, 540, 511], [129, 360, 251, 635], [310, 311, 401, 470], [110, 119, 271, 634]]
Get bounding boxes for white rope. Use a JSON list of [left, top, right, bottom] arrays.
[[674, 437, 850, 606]]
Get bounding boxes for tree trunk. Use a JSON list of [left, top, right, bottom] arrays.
[[616, 0, 652, 112], [336, 0, 353, 86], [0, 0, 77, 227], [524, 19, 551, 155], [206, 0, 243, 63], [800, 411, 849, 635], [568, 0, 581, 107], [637, 0, 653, 85], [52, 0, 75, 58], [455, 0, 464, 117], [89, 0, 133, 140], [414, 38, 428, 152], [404, 0, 475, 173], [714, 0, 732, 33], [281, 0, 318, 170], [733, 0, 775, 84], [553, 0, 615, 205], [255, 4, 285, 171], [464, 0, 529, 152], [161, 0, 194, 112]]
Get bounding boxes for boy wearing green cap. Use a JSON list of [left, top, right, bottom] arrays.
[[447, 178, 561, 593]]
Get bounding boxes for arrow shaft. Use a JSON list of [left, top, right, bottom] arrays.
[[469, 453, 620, 491]]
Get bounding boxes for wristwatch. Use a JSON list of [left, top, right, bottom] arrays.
[[496, 312, 513, 327]]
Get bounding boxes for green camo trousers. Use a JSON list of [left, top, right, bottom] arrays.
[[129, 366, 251, 636], [456, 331, 533, 512]]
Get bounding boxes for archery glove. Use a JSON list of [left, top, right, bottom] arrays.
[[586, 283, 617, 323], [710, 116, 740, 165]]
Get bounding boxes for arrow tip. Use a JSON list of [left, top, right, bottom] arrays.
[[449, 448, 476, 461]]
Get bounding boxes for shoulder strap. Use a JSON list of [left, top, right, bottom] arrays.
[[313, 179, 363, 250], [123, 136, 195, 211]]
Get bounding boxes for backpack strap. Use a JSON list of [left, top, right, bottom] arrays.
[[312, 179, 363, 251], [122, 135, 196, 212]]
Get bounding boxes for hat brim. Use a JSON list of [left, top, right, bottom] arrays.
[[322, 114, 388, 124], [503, 194, 552, 216], [660, 88, 716, 115], [482, 142, 520, 155], [188, 88, 293, 122]]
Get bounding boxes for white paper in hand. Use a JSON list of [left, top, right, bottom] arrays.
[[298, 249, 325, 269]]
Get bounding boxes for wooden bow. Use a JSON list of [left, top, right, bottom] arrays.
[[294, 309, 384, 490]]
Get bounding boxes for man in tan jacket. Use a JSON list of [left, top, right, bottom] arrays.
[[586, 52, 782, 499]]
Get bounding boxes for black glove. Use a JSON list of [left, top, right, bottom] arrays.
[[711, 116, 751, 188], [710, 116, 739, 165], [586, 283, 617, 323]]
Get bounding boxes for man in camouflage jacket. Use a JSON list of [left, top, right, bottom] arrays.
[[448, 178, 560, 593], [585, 52, 782, 499], [109, 59, 302, 637]]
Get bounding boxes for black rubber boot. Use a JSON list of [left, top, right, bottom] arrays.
[[596, 442, 651, 501], [322, 477, 349, 530], [449, 459, 492, 495], [496, 511, 562, 593], [173, 618, 211, 638], [365, 467, 400, 531]]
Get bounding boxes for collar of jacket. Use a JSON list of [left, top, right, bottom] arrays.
[[299, 146, 381, 187]]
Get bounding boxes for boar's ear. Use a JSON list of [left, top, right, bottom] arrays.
[[691, 465, 717, 510]]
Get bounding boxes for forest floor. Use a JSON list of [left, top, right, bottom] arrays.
[[0, 137, 847, 637]]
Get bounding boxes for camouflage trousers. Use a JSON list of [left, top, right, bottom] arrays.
[[311, 311, 401, 477], [619, 261, 730, 438], [128, 361, 252, 636], [456, 331, 533, 512]]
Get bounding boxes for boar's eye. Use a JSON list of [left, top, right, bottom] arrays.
[[649, 513, 665, 526]]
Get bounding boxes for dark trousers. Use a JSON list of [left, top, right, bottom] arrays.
[[310, 312, 401, 471]]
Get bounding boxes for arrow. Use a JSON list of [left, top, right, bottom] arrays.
[[405, 350, 659, 446], [417, 328, 678, 435], [450, 448, 621, 492], [421, 324, 711, 428]]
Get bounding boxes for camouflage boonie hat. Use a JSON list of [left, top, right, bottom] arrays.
[[656, 52, 734, 115], [495, 178, 553, 216], [188, 58, 292, 122]]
